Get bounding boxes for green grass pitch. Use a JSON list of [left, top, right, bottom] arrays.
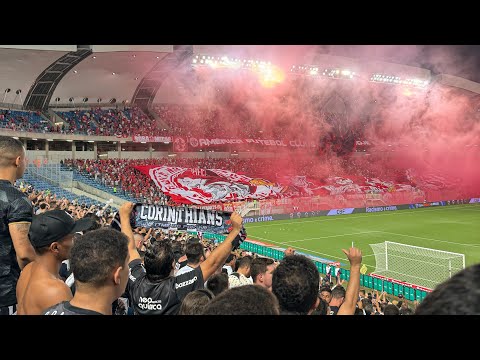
[[245, 204, 480, 272]]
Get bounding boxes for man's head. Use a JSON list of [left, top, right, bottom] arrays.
[[171, 240, 184, 262], [0, 136, 27, 180], [251, 257, 275, 289], [81, 213, 101, 233], [29, 209, 94, 261], [330, 286, 346, 306], [206, 272, 229, 297], [272, 254, 320, 314], [224, 253, 236, 267], [311, 297, 330, 315], [70, 228, 129, 300], [202, 284, 280, 315], [133, 233, 146, 251], [383, 304, 400, 315], [144, 240, 175, 280], [178, 289, 214, 315], [415, 264, 480, 315], [236, 255, 253, 277], [319, 286, 332, 304], [185, 242, 205, 265], [359, 289, 366, 299]]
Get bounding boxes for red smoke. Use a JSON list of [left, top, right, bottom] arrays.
[[165, 45, 480, 199]]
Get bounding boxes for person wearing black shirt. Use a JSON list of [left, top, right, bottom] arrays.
[[119, 202, 243, 315], [0, 136, 36, 315]]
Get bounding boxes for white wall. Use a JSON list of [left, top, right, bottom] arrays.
[[92, 45, 173, 53], [27, 150, 95, 164], [104, 151, 277, 160], [0, 45, 76, 51], [107, 151, 150, 159]]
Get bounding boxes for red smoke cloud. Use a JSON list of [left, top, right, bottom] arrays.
[[164, 46, 480, 199]]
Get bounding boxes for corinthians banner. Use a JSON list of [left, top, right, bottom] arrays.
[[135, 204, 231, 233], [110, 203, 236, 234], [134, 165, 283, 204]]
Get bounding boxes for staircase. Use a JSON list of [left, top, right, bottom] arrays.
[[72, 170, 138, 203], [21, 173, 97, 207]]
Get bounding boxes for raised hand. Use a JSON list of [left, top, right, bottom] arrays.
[[341, 247, 362, 267], [229, 212, 243, 232], [119, 202, 135, 219]]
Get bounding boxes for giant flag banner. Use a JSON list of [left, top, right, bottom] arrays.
[[134, 166, 421, 205], [134, 166, 283, 204]]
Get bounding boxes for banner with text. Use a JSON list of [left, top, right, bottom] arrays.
[[132, 135, 172, 143], [134, 203, 231, 234], [188, 137, 317, 149]]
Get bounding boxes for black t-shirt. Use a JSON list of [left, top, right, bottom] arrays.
[[43, 301, 103, 315], [128, 258, 204, 315], [0, 179, 33, 307], [329, 306, 340, 315]]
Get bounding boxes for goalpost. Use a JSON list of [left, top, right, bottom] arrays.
[[369, 241, 465, 290], [365, 192, 386, 207]]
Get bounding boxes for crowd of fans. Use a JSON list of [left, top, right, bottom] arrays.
[[55, 107, 155, 137], [0, 109, 53, 133], [152, 103, 262, 138], [10, 186, 425, 316], [10, 176, 419, 316], [0, 102, 302, 139]]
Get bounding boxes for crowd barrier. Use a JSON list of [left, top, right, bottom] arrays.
[[203, 233, 431, 302], [202, 198, 480, 302]]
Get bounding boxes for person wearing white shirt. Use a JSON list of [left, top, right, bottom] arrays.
[[222, 253, 236, 275], [228, 255, 253, 288], [176, 242, 205, 276]]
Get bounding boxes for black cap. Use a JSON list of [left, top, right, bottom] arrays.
[[29, 210, 94, 248]]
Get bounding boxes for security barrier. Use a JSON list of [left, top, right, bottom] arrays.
[[203, 233, 431, 302]]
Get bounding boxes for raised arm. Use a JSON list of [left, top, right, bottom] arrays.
[[8, 197, 36, 269], [337, 247, 362, 315], [119, 202, 140, 263], [9, 222, 36, 269], [144, 227, 153, 242], [200, 212, 243, 281]]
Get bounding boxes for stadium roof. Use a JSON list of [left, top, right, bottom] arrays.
[[0, 45, 479, 109]]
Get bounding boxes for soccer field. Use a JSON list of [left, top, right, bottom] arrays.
[[245, 204, 480, 274]]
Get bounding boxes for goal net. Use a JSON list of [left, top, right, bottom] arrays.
[[365, 192, 386, 207], [369, 241, 465, 290]]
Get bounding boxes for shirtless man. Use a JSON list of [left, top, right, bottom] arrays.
[[16, 210, 92, 315]]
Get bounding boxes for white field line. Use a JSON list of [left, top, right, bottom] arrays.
[[378, 231, 480, 248], [249, 230, 478, 268], [246, 204, 480, 228], [248, 235, 348, 261], [284, 231, 382, 244]]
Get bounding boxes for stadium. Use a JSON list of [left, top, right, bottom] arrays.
[[1, 45, 479, 315]]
